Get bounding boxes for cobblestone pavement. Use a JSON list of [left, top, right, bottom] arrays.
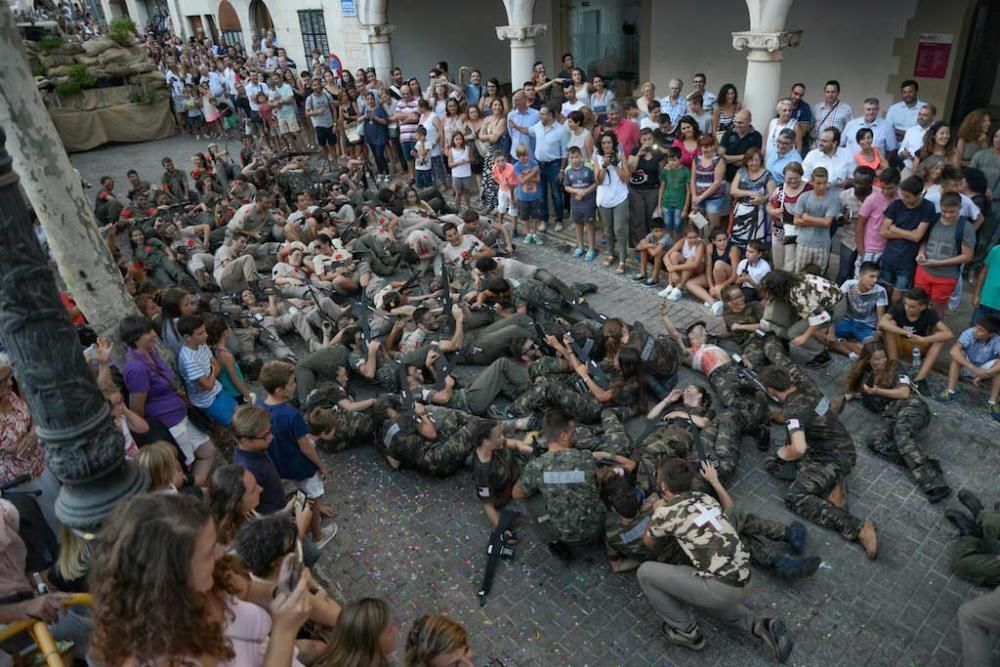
[[69, 138, 1000, 666]]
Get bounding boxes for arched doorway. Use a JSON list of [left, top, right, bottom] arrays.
[[218, 0, 243, 48], [249, 0, 274, 46]]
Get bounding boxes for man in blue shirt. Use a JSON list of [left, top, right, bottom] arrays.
[[507, 90, 540, 159], [789, 83, 813, 152], [530, 103, 570, 232], [765, 129, 804, 184], [460, 66, 485, 107]]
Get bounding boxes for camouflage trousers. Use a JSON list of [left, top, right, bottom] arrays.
[[866, 398, 949, 497], [741, 331, 786, 369], [951, 510, 1000, 588], [294, 346, 350, 405], [709, 365, 768, 430], [634, 424, 694, 494], [656, 507, 792, 569], [417, 405, 487, 477], [701, 409, 743, 485], [463, 357, 531, 415], [785, 458, 864, 542], [508, 376, 603, 424], [318, 410, 376, 453], [351, 234, 398, 275]]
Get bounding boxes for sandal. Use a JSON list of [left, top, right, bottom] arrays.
[[602, 256, 616, 267], [616, 263, 626, 274]]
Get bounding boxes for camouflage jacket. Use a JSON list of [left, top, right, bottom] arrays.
[[518, 448, 605, 545]]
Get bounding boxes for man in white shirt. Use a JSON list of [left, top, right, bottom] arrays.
[[841, 98, 898, 155], [802, 127, 853, 187], [898, 103, 936, 172], [559, 82, 586, 120], [245, 71, 271, 119], [884, 79, 925, 142], [640, 100, 662, 131]]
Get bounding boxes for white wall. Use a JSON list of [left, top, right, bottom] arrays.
[[386, 0, 556, 87], [647, 0, 972, 123]]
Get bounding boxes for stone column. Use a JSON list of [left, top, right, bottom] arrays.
[[732, 29, 801, 129], [366, 24, 395, 82], [496, 24, 547, 89]]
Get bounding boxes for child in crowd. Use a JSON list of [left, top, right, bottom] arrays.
[[735, 239, 771, 302], [256, 92, 278, 151], [937, 315, 1000, 420], [102, 382, 148, 460], [136, 441, 186, 494], [491, 151, 519, 238], [633, 217, 669, 287], [183, 84, 206, 140], [513, 144, 543, 245], [414, 125, 433, 188], [564, 145, 598, 260], [855, 167, 900, 269], [829, 261, 888, 359], [448, 132, 474, 212], [914, 191, 976, 317], [177, 315, 237, 427], [255, 361, 337, 546], [657, 146, 691, 241], [879, 175, 937, 303], [659, 225, 706, 302], [877, 287, 954, 394]]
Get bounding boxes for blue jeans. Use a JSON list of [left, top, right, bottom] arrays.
[[662, 207, 684, 233], [538, 159, 564, 223], [400, 140, 415, 168], [879, 263, 913, 290]]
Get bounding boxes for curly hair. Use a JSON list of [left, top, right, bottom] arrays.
[[844, 340, 897, 394], [90, 494, 234, 665]]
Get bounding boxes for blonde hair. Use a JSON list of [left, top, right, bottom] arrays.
[[515, 144, 529, 157], [137, 441, 181, 491], [405, 614, 469, 667], [232, 404, 271, 439], [56, 524, 92, 582]]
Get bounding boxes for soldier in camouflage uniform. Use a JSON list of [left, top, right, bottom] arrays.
[[294, 345, 351, 404], [380, 401, 484, 477], [757, 365, 879, 559], [603, 318, 680, 399], [637, 458, 793, 658], [943, 490, 1000, 588], [508, 375, 603, 424], [722, 285, 766, 346], [513, 410, 606, 548], [407, 355, 531, 416], [306, 403, 377, 452], [840, 342, 950, 502]]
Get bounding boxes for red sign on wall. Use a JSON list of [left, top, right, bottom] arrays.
[[914, 33, 952, 79]]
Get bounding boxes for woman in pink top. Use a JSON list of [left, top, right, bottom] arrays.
[[671, 115, 701, 168], [854, 127, 885, 183]]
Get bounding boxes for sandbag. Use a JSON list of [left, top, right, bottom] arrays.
[[75, 54, 102, 67], [47, 64, 71, 77], [49, 43, 85, 56], [81, 36, 115, 56], [98, 48, 130, 65], [40, 54, 76, 67]]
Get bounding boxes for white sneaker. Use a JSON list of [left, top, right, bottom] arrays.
[[657, 285, 675, 298], [710, 300, 724, 316], [667, 287, 683, 301], [314, 522, 339, 550]]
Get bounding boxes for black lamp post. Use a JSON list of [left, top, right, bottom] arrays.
[[0, 128, 147, 529]]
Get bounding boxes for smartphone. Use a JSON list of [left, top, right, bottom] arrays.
[[83, 344, 97, 361]]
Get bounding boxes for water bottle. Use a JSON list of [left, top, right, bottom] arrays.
[[911, 345, 921, 371]]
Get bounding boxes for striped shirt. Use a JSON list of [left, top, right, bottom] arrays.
[[178, 344, 221, 409]]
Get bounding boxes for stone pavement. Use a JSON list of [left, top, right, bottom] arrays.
[[67, 137, 1000, 666]]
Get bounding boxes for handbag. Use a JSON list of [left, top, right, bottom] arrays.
[[345, 120, 363, 144]]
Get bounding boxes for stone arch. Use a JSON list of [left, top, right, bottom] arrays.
[[248, 0, 274, 36]]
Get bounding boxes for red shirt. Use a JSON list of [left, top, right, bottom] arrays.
[[60, 292, 87, 325], [596, 120, 640, 158]]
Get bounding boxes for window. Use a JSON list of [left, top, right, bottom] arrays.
[[298, 10, 328, 55], [221, 30, 243, 47]]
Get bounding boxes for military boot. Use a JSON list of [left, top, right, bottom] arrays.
[[945, 509, 983, 538], [958, 489, 985, 519]]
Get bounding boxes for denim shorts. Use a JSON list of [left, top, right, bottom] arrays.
[[702, 196, 727, 215], [879, 264, 913, 289], [415, 169, 433, 188], [834, 318, 876, 342]]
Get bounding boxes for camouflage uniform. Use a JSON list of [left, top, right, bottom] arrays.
[[349, 233, 398, 275], [528, 354, 575, 385], [634, 421, 695, 494], [639, 492, 758, 636], [775, 383, 865, 542], [517, 447, 606, 545], [295, 345, 350, 404], [726, 507, 794, 568], [606, 507, 667, 561], [381, 405, 483, 477], [862, 374, 949, 499], [473, 447, 525, 506], [508, 377, 602, 424], [723, 301, 765, 347], [951, 510, 1000, 588], [348, 348, 399, 391], [508, 276, 565, 315], [708, 363, 769, 436], [460, 315, 536, 365], [625, 324, 680, 397]]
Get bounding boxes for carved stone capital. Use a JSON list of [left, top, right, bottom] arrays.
[[731, 30, 802, 53], [365, 23, 396, 42], [496, 24, 548, 44]]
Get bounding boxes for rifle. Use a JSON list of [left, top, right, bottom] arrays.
[[570, 336, 608, 390], [730, 354, 780, 404], [351, 302, 375, 343], [477, 508, 518, 607], [441, 266, 456, 334], [397, 272, 422, 294], [431, 353, 456, 390], [688, 416, 719, 469], [396, 362, 415, 411]]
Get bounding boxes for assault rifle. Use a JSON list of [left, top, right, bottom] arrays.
[[396, 362, 415, 412], [431, 353, 456, 390], [569, 335, 608, 390], [477, 508, 518, 607], [730, 353, 780, 404], [441, 265, 456, 334]]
